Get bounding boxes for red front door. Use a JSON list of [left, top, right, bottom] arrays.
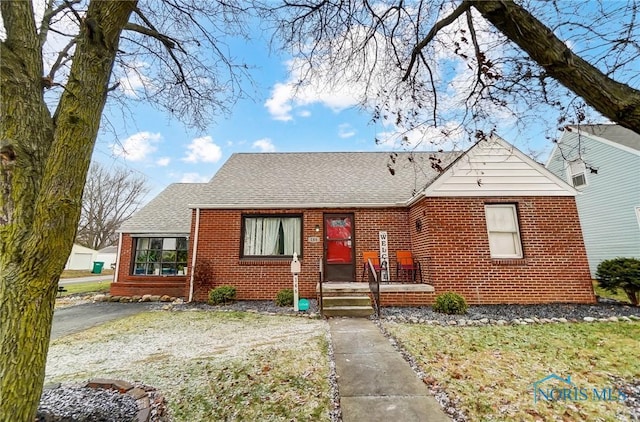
[[324, 214, 355, 281]]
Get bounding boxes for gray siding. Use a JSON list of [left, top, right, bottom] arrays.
[[547, 131, 640, 276]]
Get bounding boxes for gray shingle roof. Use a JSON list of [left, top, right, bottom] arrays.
[[118, 183, 208, 233], [195, 152, 459, 208], [119, 152, 459, 233], [573, 124, 640, 152]]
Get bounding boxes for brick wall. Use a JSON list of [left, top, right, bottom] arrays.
[[189, 208, 413, 302], [409, 196, 595, 304], [113, 196, 595, 305]]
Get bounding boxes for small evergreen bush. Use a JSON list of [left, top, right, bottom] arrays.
[[432, 292, 468, 314], [275, 288, 294, 307], [208, 285, 237, 305], [596, 257, 640, 306]]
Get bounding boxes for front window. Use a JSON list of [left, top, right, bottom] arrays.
[[133, 237, 188, 275], [242, 216, 302, 257], [485, 204, 523, 259]]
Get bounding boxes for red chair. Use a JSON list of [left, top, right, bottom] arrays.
[[361, 251, 381, 281], [395, 250, 423, 283]]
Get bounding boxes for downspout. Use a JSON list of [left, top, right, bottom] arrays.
[[114, 232, 123, 283], [188, 208, 201, 303]]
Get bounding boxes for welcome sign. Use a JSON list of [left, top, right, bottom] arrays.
[[378, 231, 390, 281]]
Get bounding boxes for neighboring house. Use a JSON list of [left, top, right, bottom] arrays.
[[65, 244, 99, 270], [546, 124, 640, 277], [97, 245, 118, 269], [111, 136, 595, 305]]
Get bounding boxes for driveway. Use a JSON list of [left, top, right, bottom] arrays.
[[51, 302, 151, 340]]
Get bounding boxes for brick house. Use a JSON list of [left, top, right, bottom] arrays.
[[111, 136, 596, 305]]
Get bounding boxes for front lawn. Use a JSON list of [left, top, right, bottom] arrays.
[[46, 311, 331, 421], [384, 321, 640, 421], [58, 281, 110, 297]]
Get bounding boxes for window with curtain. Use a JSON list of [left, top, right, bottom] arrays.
[[242, 216, 302, 257], [133, 237, 188, 275], [484, 204, 523, 258]]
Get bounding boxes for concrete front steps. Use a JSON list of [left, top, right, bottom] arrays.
[[322, 295, 374, 317]]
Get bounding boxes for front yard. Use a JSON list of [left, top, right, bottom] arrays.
[[384, 321, 640, 421], [45, 305, 640, 421], [45, 310, 331, 421]]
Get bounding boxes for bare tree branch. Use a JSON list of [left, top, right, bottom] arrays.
[[402, 1, 471, 81], [47, 37, 76, 82]]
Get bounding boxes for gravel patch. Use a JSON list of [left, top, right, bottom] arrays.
[[379, 301, 640, 324], [37, 385, 139, 422], [156, 299, 320, 316]]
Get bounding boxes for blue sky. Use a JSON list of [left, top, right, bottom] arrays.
[[88, 8, 569, 201], [93, 32, 392, 200]]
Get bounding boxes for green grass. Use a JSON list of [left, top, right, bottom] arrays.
[[60, 269, 114, 278], [58, 281, 110, 296], [593, 279, 632, 303], [384, 321, 640, 421]]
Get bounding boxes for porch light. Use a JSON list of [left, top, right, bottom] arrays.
[[314, 224, 320, 232]]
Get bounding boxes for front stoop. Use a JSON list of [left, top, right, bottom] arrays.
[[322, 295, 374, 317]]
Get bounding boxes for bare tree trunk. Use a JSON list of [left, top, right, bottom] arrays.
[[471, 0, 640, 133], [0, 2, 136, 420]]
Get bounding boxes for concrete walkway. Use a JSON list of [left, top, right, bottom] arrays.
[[329, 318, 451, 422]]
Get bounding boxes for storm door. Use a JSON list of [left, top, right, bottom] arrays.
[[324, 214, 355, 281]]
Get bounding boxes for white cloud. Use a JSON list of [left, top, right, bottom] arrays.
[[265, 83, 295, 121], [156, 157, 171, 166], [111, 132, 161, 161], [265, 57, 363, 121], [252, 138, 276, 152], [338, 123, 356, 139], [118, 62, 152, 97], [183, 136, 222, 163], [180, 172, 210, 183]]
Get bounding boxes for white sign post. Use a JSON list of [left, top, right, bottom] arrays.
[[291, 252, 301, 311], [378, 231, 390, 281]]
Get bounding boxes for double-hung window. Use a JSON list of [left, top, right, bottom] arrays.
[[484, 204, 523, 258], [133, 237, 188, 275], [242, 216, 302, 257]]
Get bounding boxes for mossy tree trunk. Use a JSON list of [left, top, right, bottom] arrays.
[[0, 2, 136, 421]]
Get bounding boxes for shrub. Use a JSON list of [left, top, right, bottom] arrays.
[[208, 286, 237, 305], [596, 257, 640, 306], [432, 292, 468, 315], [275, 288, 294, 307]]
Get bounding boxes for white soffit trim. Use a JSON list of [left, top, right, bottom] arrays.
[[421, 135, 578, 198]]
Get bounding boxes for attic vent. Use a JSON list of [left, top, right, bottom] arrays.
[[568, 160, 587, 188]]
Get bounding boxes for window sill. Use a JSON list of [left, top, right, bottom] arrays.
[[491, 258, 527, 266]]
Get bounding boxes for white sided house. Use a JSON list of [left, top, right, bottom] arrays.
[[546, 124, 640, 276]]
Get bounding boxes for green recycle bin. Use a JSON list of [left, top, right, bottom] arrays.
[[91, 261, 104, 274]]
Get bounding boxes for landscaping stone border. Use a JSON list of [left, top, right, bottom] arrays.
[[382, 314, 640, 326]]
